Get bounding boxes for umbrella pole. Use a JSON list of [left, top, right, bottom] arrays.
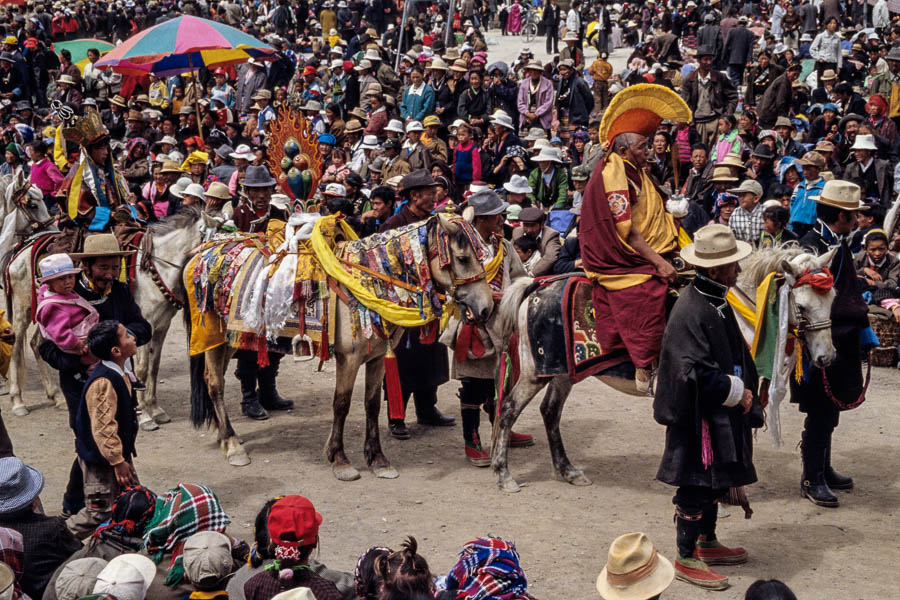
[[189, 53, 202, 139]]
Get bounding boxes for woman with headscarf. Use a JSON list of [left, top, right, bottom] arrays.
[[0, 143, 27, 177], [121, 138, 151, 186]]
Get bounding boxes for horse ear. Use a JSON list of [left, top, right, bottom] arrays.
[[816, 247, 838, 269], [201, 211, 220, 231], [778, 257, 795, 277]]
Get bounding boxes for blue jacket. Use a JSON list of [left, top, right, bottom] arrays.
[[400, 84, 435, 122], [789, 176, 825, 229]]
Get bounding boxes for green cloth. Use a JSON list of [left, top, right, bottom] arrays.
[[751, 275, 780, 380]]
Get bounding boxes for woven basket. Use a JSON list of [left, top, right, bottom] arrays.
[[870, 346, 898, 368], [869, 314, 900, 347]]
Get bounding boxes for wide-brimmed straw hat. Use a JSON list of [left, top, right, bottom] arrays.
[[709, 166, 738, 183], [596, 533, 674, 600], [716, 153, 746, 169], [71, 234, 136, 259], [681, 224, 752, 268], [820, 69, 838, 81], [813, 180, 869, 211]]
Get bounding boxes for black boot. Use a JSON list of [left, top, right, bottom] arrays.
[[239, 375, 268, 420], [414, 388, 455, 426], [801, 433, 838, 507], [257, 356, 294, 411], [824, 435, 853, 490]]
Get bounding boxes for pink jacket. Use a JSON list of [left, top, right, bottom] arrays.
[[30, 158, 64, 195], [35, 285, 99, 353], [517, 77, 555, 130]]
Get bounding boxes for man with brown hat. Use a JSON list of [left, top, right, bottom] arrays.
[[795, 180, 873, 508], [654, 223, 761, 590]]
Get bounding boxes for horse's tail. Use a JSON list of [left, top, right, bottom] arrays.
[[495, 276, 535, 342], [185, 309, 215, 429]]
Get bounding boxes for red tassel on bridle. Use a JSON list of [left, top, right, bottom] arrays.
[[384, 346, 404, 420], [792, 267, 834, 294]]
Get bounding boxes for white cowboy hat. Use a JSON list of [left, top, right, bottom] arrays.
[[183, 183, 206, 199], [405, 120, 424, 133], [229, 144, 255, 161], [681, 224, 752, 268], [850, 134, 878, 151], [364, 48, 381, 61], [503, 174, 532, 194], [596, 533, 674, 600], [490, 112, 515, 130], [360, 135, 380, 149], [533, 147, 563, 163], [382, 119, 403, 134], [812, 179, 869, 211]]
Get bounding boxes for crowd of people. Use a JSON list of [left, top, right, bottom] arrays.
[[0, 0, 891, 597]]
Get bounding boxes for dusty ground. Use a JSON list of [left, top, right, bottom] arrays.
[[7, 313, 900, 600]]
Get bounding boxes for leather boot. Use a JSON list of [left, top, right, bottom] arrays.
[[257, 357, 294, 411], [674, 511, 729, 590], [824, 435, 853, 490], [239, 376, 268, 420], [801, 433, 838, 507], [415, 390, 455, 426]]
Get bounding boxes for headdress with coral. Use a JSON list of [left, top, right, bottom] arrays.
[[62, 107, 109, 147], [599, 83, 692, 148]]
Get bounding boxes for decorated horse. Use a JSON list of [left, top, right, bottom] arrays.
[[489, 245, 838, 492], [184, 212, 494, 480], [3, 204, 218, 420]]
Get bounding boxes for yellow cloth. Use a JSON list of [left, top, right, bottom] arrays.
[[749, 272, 777, 356], [590, 153, 678, 290], [890, 82, 900, 119], [180, 151, 210, 171], [53, 124, 68, 171], [0, 310, 10, 378], [310, 215, 438, 327], [484, 239, 503, 284], [677, 226, 692, 249], [66, 158, 85, 220], [185, 253, 226, 356]]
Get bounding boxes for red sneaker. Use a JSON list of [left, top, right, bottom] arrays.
[[509, 431, 534, 448], [465, 443, 491, 467], [674, 554, 729, 590], [695, 537, 748, 565]]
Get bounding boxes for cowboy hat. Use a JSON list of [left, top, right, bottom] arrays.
[[797, 151, 826, 169], [71, 234, 136, 259], [349, 106, 369, 121], [709, 166, 738, 183], [204, 181, 232, 201], [242, 165, 277, 188], [490, 112, 515, 130], [385, 119, 405, 134], [503, 174, 533, 194], [750, 143, 775, 160], [773, 116, 794, 129], [596, 533, 674, 600], [850, 134, 878, 151], [813, 179, 869, 211], [450, 58, 469, 72], [681, 224, 752, 268], [429, 57, 448, 70], [400, 169, 439, 193], [159, 160, 183, 174], [820, 69, 838, 81], [469, 189, 509, 216], [110, 94, 127, 108], [229, 144, 255, 161], [360, 134, 380, 150], [0, 457, 44, 514], [344, 119, 364, 133], [533, 147, 563, 163], [405, 120, 424, 133]]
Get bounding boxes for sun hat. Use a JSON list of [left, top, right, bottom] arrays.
[[813, 180, 869, 211], [360, 134, 380, 150], [229, 144, 255, 161], [242, 165, 277, 188], [324, 183, 346, 197], [423, 115, 441, 127], [709, 166, 738, 183], [252, 89, 272, 101], [55, 558, 108, 600], [503, 174, 533, 194], [886, 46, 900, 62], [344, 119, 364, 133], [403, 120, 424, 133], [110, 94, 127, 108], [773, 116, 794, 129], [400, 169, 439, 193], [364, 82, 383, 97], [386, 175, 404, 188], [369, 156, 386, 173], [271, 588, 317, 600], [518, 206, 544, 223], [268, 496, 323, 549], [0, 457, 43, 514], [70, 234, 136, 260], [814, 140, 835, 153], [490, 112, 515, 130], [204, 181, 232, 201], [596, 533, 673, 600], [681, 224, 752, 269], [449, 59, 468, 72], [168, 176, 192, 199], [364, 48, 381, 61], [354, 59, 373, 71], [523, 127, 547, 142], [533, 147, 563, 163], [429, 57, 448, 71], [183, 531, 233, 590], [727, 179, 763, 198], [159, 159, 183, 174], [523, 59, 543, 72], [349, 106, 369, 121], [820, 69, 838, 82], [850, 133, 878, 151], [302, 99, 322, 112], [797, 151, 826, 169], [469, 189, 509, 216], [563, 31, 579, 42], [183, 183, 206, 200], [330, 58, 343, 70], [93, 554, 155, 600], [529, 138, 551, 153], [38, 253, 81, 283]]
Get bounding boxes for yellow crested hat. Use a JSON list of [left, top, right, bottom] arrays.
[[180, 151, 210, 170], [599, 83, 692, 146]]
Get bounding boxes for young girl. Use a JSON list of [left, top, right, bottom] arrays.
[[710, 114, 743, 163], [323, 147, 350, 183], [28, 141, 64, 212], [759, 202, 798, 247], [35, 254, 99, 357], [452, 123, 481, 197]]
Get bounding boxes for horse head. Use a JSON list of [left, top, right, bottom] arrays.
[[429, 214, 494, 324], [11, 184, 54, 235], [782, 249, 838, 369]]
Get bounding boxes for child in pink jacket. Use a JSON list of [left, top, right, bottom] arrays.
[[35, 253, 99, 356]]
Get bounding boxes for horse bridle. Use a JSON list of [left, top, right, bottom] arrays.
[[788, 278, 832, 335], [12, 190, 54, 234]]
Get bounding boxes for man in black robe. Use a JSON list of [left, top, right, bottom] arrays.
[[654, 224, 763, 591], [381, 170, 455, 439], [795, 180, 872, 507]]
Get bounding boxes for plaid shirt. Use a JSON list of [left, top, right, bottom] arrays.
[[244, 568, 342, 600], [729, 202, 765, 245]]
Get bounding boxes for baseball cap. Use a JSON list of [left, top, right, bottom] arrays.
[[268, 496, 323, 548], [183, 531, 233, 590]]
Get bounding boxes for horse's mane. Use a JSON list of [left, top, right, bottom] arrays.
[[739, 243, 825, 287], [149, 204, 204, 237]]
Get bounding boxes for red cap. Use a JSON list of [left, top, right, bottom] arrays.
[[23, 38, 38, 50], [213, 68, 227, 76], [302, 65, 317, 77], [268, 495, 322, 548], [342, 60, 353, 73]]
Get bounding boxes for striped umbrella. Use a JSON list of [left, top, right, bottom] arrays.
[[95, 15, 275, 77]]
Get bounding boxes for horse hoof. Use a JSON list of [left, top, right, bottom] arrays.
[[228, 452, 251, 467], [333, 463, 361, 481], [372, 465, 399, 479], [139, 414, 159, 432], [152, 409, 171, 424], [11, 405, 28, 417], [565, 471, 593, 486], [55, 401, 68, 411], [499, 478, 522, 493]]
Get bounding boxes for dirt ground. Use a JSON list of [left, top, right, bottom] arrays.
[[7, 316, 900, 599]]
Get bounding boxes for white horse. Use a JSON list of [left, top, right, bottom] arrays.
[[4, 205, 217, 421], [490, 245, 838, 493]]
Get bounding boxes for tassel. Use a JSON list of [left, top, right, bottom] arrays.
[[385, 346, 404, 420], [701, 418, 713, 469], [163, 556, 185, 587]]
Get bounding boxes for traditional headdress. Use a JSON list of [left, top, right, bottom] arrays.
[[598, 83, 692, 148], [62, 107, 109, 147]]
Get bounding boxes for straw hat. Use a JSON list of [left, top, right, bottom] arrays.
[[820, 69, 838, 82], [533, 147, 563, 163], [813, 180, 869, 211], [204, 181, 231, 200], [57, 74, 77, 85], [159, 160, 183, 174], [715, 153, 746, 170], [344, 119, 364, 133], [709, 166, 738, 183], [450, 59, 468, 72], [681, 224, 752, 268], [429, 57, 448, 71], [71, 234, 136, 259], [596, 533, 674, 600]]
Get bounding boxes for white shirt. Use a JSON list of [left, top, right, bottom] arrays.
[[566, 8, 580, 35]]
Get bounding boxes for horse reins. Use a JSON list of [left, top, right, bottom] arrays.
[[136, 233, 186, 309]]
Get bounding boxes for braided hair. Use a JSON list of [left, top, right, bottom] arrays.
[[375, 537, 434, 600]]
